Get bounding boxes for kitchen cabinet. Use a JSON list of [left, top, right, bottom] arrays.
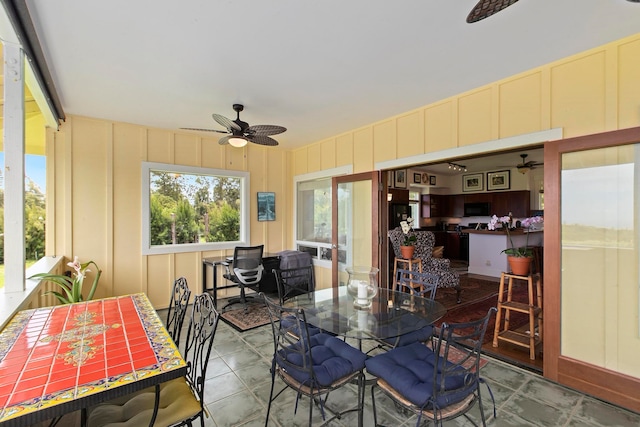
[[421, 194, 442, 218]]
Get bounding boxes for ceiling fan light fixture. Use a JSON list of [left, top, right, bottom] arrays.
[[228, 137, 248, 148], [518, 166, 531, 174]]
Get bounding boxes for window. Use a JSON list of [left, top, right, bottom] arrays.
[[141, 162, 250, 255], [294, 166, 352, 266]]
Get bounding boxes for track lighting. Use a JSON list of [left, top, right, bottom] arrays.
[[448, 162, 467, 172]]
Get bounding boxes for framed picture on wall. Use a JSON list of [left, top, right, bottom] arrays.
[[487, 170, 511, 191], [413, 173, 422, 184], [462, 173, 483, 192], [429, 175, 436, 186], [394, 169, 407, 189], [257, 192, 276, 221]]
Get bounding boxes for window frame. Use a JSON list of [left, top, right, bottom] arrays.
[[294, 165, 352, 268], [141, 162, 250, 255]]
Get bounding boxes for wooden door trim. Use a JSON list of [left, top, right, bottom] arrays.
[[331, 171, 380, 288], [544, 126, 640, 412]]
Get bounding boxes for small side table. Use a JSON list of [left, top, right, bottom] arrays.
[[393, 257, 422, 290]]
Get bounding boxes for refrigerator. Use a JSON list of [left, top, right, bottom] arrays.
[[390, 204, 411, 229]]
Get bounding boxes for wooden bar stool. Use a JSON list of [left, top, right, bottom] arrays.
[[492, 272, 543, 360], [392, 257, 422, 290]]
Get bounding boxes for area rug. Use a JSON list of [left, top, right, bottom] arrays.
[[221, 304, 271, 332], [434, 275, 529, 345]]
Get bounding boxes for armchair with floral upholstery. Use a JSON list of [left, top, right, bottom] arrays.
[[388, 227, 462, 303]]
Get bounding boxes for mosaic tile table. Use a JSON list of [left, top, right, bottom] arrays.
[[0, 293, 186, 426]]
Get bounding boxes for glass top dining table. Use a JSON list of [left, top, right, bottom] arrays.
[[282, 286, 447, 341]]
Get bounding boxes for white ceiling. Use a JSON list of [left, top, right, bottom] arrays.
[[22, 0, 640, 150]]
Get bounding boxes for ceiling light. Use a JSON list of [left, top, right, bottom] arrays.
[[228, 137, 248, 148], [448, 162, 467, 172], [518, 166, 531, 175]]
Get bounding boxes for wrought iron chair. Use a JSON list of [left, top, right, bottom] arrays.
[[165, 276, 191, 345], [262, 294, 366, 426], [380, 269, 440, 349], [222, 245, 264, 312], [388, 227, 462, 303], [273, 265, 315, 304], [87, 293, 220, 427], [366, 307, 497, 427]]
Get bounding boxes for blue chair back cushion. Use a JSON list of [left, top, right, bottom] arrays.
[[278, 333, 366, 387], [365, 341, 475, 408]]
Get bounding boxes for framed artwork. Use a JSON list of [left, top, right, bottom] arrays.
[[462, 173, 484, 192], [429, 175, 437, 186], [394, 169, 407, 189], [257, 192, 276, 221], [421, 172, 429, 184], [413, 173, 422, 184], [487, 170, 511, 191]]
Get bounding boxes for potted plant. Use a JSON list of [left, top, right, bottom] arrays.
[[399, 217, 417, 259], [29, 256, 102, 304], [488, 214, 543, 275]]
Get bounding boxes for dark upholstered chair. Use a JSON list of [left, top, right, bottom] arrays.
[[263, 295, 366, 426], [87, 293, 220, 427], [388, 227, 462, 303], [273, 265, 315, 305], [222, 245, 264, 312], [366, 307, 497, 427], [166, 276, 191, 345]]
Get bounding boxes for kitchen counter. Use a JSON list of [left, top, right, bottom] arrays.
[[467, 229, 543, 277]]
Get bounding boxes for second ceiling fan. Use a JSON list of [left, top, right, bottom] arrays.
[[467, 0, 520, 23], [182, 104, 286, 147]]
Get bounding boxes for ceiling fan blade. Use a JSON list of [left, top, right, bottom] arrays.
[[180, 127, 228, 134], [212, 113, 242, 132], [247, 124, 287, 136], [218, 135, 232, 145], [467, 0, 519, 23], [246, 135, 279, 146]]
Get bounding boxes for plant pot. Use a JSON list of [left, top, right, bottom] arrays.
[[507, 256, 532, 276], [400, 245, 415, 259]]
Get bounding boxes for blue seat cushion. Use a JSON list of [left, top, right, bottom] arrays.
[[278, 333, 366, 387], [382, 325, 433, 347], [365, 341, 474, 408], [280, 315, 322, 336]]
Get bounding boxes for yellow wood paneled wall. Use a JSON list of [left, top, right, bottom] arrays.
[[45, 33, 640, 310], [46, 117, 291, 309], [291, 33, 640, 174]]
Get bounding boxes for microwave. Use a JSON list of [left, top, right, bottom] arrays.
[[464, 202, 490, 217]]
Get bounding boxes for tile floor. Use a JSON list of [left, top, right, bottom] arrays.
[[47, 308, 640, 427]]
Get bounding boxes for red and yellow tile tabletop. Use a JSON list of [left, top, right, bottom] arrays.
[[0, 293, 185, 426]]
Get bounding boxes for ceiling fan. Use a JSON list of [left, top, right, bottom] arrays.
[[516, 153, 543, 174], [181, 104, 286, 147], [467, 0, 520, 23]]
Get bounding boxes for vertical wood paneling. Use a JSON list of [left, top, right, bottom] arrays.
[[174, 133, 199, 166], [293, 149, 308, 176], [458, 88, 492, 146], [320, 139, 337, 170], [147, 129, 173, 163], [499, 72, 543, 138], [353, 127, 373, 173], [424, 101, 455, 152], [71, 117, 110, 299], [201, 136, 225, 169], [617, 38, 640, 129], [307, 144, 321, 172], [373, 121, 396, 163], [336, 134, 353, 166], [397, 111, 423, 159], [112, 123, 144, 297], [550, 52, 606, 138], [146, 254, 172, 307]]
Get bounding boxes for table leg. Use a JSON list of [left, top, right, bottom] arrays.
[[149, 383, 160, 426]]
